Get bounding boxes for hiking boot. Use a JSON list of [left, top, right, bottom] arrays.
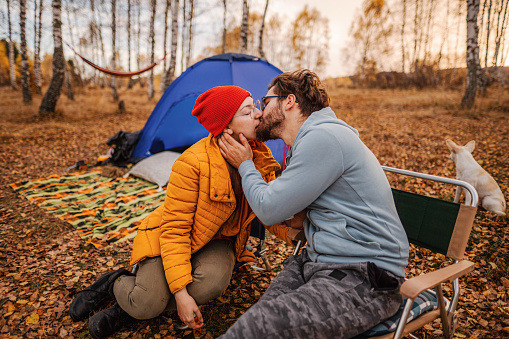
[[88, 303, 135, 339], [69, 269, 132, 322]]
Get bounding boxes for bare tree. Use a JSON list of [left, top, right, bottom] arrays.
[[136, 0, 144, 87], [240, 0, 249, 53], [65, 61, 74, 100], [258, 0, 269, 59], [186, 0, 194, 68], [160, 0, 171, 91], [20, 0, 32, 104], [64, 0, 77, 94], [127, 0, 134, 88], [181, 0, 187, 72], [111, 0, 119, 101], [400, 0, 407, 73], [7, 0, 17, 90], [222, 0, 227, 53], [492, 0, 508, 81], [33, 0, 43, 94], [462, 0, 481, 108], [348, 1, 391, 80], [40, 0, 65, 116], [148, 0, 156, 99], [163, 0, 179, 91]]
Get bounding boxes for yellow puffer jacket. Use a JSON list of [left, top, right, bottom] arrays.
[[130, 135, 293, 294]]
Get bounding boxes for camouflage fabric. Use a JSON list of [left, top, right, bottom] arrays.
[[219, 250, 403, 339], [10, 171, 166, 248]]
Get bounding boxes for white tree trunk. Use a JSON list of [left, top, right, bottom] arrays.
[[240, 0, 249, 54], [462, 0, 481, 108], [148, 0, 156, 99], [258, 0, 269, 59], [40, 0, 65, 115], [222, 0, 227, 54], [111, 0, 119, 101], [160, 0, 171, 92], [20, 0, 32, 104], [128, 0, 134, 89], [163, 0, 179, 91], [7, 0, 17, 90], [33, 0, 43, 94], [186, 0, 194, 68]]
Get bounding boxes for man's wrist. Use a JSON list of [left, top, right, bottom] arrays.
[[238, 159, 254, 176]]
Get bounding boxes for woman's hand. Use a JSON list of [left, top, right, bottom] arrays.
[[174, 287, 204, 329], [218, 132, 253, 168]]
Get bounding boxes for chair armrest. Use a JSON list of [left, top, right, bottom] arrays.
[[400, 260, 474, 299]]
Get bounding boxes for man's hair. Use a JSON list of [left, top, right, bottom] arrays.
[[269, 69, 330, 117]]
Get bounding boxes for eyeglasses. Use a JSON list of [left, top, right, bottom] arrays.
[[232, 103, 258, 120]]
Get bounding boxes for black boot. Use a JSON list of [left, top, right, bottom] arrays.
[[88, 303, 135, 339], [69, 269, 132, 322]]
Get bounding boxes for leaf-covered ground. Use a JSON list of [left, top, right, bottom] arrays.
[[0, 84, 508, 338]]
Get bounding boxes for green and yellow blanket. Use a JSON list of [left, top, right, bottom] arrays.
[[10, 171, 166, 248]]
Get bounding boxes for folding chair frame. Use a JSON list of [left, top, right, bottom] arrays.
[[379, 166, 478, 339], [292, 166, 478, 339]]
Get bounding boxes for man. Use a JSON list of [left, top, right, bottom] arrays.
[[217, 69, 409, 338]]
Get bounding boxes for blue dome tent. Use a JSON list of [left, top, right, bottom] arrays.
[[132, 53, 286, 164]]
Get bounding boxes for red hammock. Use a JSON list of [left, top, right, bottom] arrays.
[[77, 53, 167, 78]]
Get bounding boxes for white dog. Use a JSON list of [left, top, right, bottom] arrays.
[[446, 139, 506, 216]]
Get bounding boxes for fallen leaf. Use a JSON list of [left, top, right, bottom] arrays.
[[25, 313, 39, 325]]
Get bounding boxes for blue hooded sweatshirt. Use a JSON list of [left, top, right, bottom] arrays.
[[238, 107, 409, 277]]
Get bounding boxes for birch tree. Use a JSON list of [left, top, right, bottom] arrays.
[[462, 0, 481, 108], [148, 0, 156, 99], [65, 61, 74, 100], [240, 0, 249, 53], [136, 0, 144, 87], [160, 0, 171, 91], [181, 0, 187, 72], [40, 0, 65, 116], [258, 0, 269, 59], [20, 0, 32, 104], [491, 0, 508, 82], [111, 0, 119, 101], [400, 0, 407, 73], [34, 0, 43, 94], [222, 0, 227, 53], [7, 0, 17, 90], [127, 0, 134, 88], [163, 0, 179, 91], [186, 0, 194, 68]]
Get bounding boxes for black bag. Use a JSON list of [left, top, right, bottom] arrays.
[[106, 130, 141, 167]]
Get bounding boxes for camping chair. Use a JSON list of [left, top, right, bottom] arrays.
[[294, 166, 478, 339]]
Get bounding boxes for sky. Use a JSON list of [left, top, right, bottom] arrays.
[[192, 0, 362, 78], [2, 0, 507, 80], [268, 0, 361, 78]]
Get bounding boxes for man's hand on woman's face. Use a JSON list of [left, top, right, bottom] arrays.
[[218, 132, 253, 168]]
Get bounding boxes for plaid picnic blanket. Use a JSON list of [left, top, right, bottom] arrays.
[[10, 171, 166, 248]]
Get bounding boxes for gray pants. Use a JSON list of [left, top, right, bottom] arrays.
[[113, 239, 235, 319], [219, 250, 403, 339]]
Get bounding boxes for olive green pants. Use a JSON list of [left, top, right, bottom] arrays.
[[113, 239, 235, 319]]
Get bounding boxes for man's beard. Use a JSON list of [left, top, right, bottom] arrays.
[[256, 103, 285, 141]]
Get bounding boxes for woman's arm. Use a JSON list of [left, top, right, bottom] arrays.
[[159, 151, 201, 294]]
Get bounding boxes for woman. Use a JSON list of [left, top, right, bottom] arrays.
[[69, 86, 296, 339]]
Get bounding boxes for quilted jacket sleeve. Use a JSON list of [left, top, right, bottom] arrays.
[[159, 151, 200, 294]]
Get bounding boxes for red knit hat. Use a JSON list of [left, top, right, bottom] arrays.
[[192, 86, 251, 137]]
